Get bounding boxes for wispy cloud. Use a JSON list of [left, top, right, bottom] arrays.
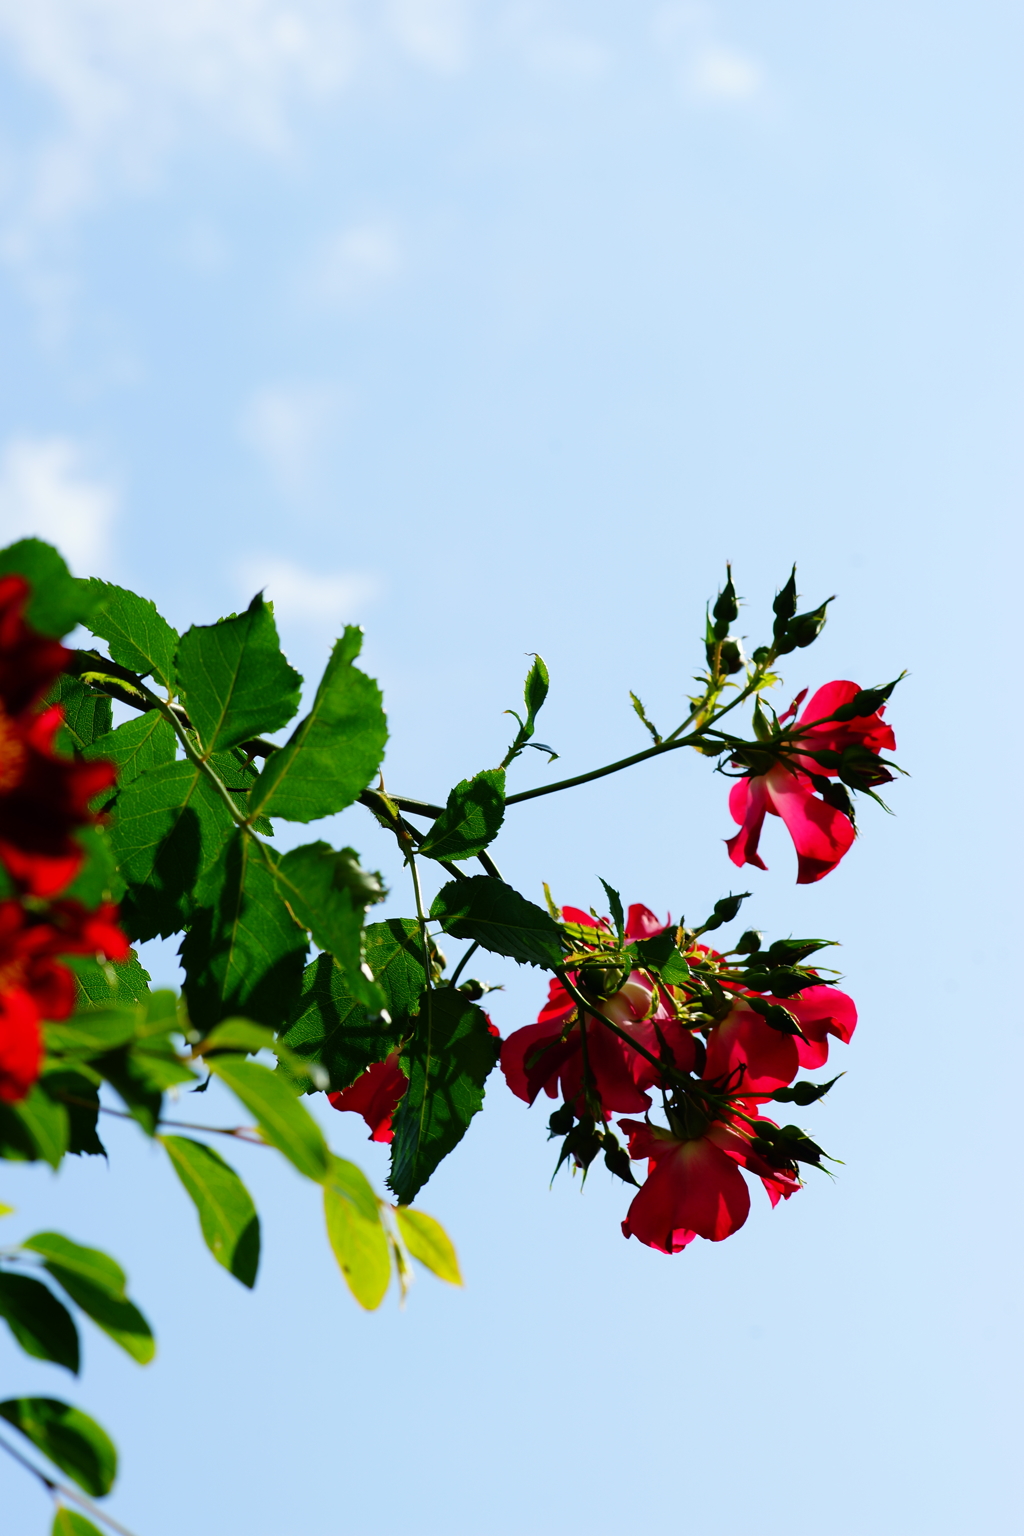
[[652, 3, 766, 106], [239, 383, 343, 494], [386, 0, 471, 74], [0, 435, 117, 574], [305, 221, 402, 309], [236, 554, 379, 633]]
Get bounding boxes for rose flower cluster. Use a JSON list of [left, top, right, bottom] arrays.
[[500, 901, 855, 1254], [0, 575, 128, 1102]]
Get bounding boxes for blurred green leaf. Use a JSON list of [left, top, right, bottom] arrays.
[[0, 1275, 79, 1373], [3, 1084, 70, 1168], [24, 1233, 153, 1365], [0, 540, 100, 636], [161, 1136, 260, 1288], [52, 1508, 106, 1536], [323, 1156, 390, 1310], [394, 1207, 462, 1285], [208, 1056, 329, 1181], [249, 626, 387, 822], [0, 1397, 117, 1496], [46, 675, 112, 755]]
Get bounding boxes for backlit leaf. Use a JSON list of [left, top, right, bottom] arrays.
[[208, 1056, 329, 1181], [85, 581, 179, 691], [323, 1156, 390, 1310], [417, 769, 505, 862], [394, 1207, 462, 1285], [249, 626, 386, 822], [175, 594, 301, 755]]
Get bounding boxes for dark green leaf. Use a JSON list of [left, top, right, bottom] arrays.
[[110, 759, 239, 940], [273, 842, 385, 1007], [388, 988, 500, 1204], [323, 1156, 390, 1310], [418, 769, 505, 862], [394, 1207, 462, 1285], [37, 1072, 104, 1157], [46, 675, 112, 755], [430, 876, 564, 969], [175, 594, 301, 755], [23, 1235, 153, 1365], [249, 627, 387, 822], [208, 1057, 329, 1181], [84, 580, 179, 691], [87, 711, 176, 790], [53, 1508, 105, 1536], [0, 1276, 79, 1373], [181, 828, 308, 1032], [97, 1029, 196, 1136], [0, 1398, 117, 1496], [161, 1136, 260, 1288], [4, 1084, 70, 1168], [0, 540, 100, 637]]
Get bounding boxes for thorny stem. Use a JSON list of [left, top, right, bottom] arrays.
[[0, 1430, 141, 1536]]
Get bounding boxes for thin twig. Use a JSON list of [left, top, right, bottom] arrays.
[[0, 1430, 141, 1536]]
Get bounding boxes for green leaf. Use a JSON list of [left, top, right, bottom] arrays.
[[36, 1072, 104, 1157], [249, 627, 387, 823], [96, 1028, 196, 1136], [53, 1508, 106, 1536], [58, 825, 123, 907], [69, 950, 152, 1009], [4, 1084, 70, 1168], [175, 594, 301, 755], [84, 580, 179, 692], [282, 919, 424, 1090], [0, 540, 100, 637], [430, 876, 564, 969], [86, 711, 176, 790], [160, 1136, 260, 1288], [323, 1156, 390, 1310], [418, 769, 506, 862], [22, 1234, 153, 1366], [0, 1276, 79, 1373], [273, 842, 385, 1007], [394, 1207, 462, 1285], [208, 1056, 329, 1181], [598, 878, 625, 943], [388, 988, 500, 1205], [181, 829, 308, 1032], [44, 1008, 139, 1058], [0, 1398, 117, 1496], [46, 675, 113, 755], [110, 758, 239, 940]]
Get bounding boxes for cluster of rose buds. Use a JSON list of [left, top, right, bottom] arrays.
[[0, 576, 128, 1102]]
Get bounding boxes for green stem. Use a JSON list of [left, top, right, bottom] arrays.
[[448, 941, 480, 990], [407, 849, 433, 991]]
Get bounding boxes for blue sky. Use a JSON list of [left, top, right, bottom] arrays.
[[1, 3, 1021, 1533]]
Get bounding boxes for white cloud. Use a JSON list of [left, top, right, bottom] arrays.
[[239, 383, 342, 491], [236, 555, 379, 630], [0, 435, 117, 573], [386, 0, 471, 74], [688, 44, 762, 102], [651, 3, 765, 106], [307, 221, 401, 308]]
